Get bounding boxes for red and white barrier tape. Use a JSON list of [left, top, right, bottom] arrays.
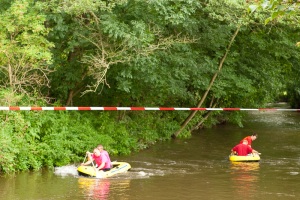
[[0, 107, 299, 111]]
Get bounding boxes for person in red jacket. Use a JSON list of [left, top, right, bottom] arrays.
[[232, 140, 258, 156], [239, 133, 257, 147]]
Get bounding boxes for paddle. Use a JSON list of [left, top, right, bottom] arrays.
[[92, 161, 105, 178], [90, 158, 102, 177], [80, 153, 88, 166], [82, 153, 88, 163]]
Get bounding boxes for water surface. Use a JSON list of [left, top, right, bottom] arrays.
[[0, 111, 299, 200]]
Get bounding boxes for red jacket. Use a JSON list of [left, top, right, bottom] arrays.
[[232, 143, 253, 156], [240, 136, 252, 146]]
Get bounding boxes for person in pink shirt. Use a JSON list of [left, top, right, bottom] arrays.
[[82, 145, 112, 171], [96, 144, 112, 171], [81, 148, 102, 168]]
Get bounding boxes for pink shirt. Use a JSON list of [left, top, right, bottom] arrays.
[[92, 154, 102, 167], [100, 150, 111, 169]]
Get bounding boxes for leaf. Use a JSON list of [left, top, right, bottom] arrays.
[[249, 5, 258, 13], [264, 17, 271, 25]]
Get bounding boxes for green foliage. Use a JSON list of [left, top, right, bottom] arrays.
[[0, 0, 54, 98], [121, 111, 184, 147], [1, 0, 300, 173], [287, 87, 300, 108], [48, 0, 128, 15], [0, 0, 12, 12], [0, 90, 185, 173], [250, 0, 300, 25], [285, 57, 300, 108]]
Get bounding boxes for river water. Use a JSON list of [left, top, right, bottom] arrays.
[[0, 110, 299, 200]]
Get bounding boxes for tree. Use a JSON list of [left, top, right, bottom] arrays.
[[250, 0, 300, 24], [46, 0, 200, 105], [250, 0, 300, 108], [0, 0, 53, 101]]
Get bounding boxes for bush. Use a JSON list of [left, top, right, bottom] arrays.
[[0, 90, 186, 173]]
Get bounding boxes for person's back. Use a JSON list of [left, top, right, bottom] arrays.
[[232, 144, 253, 156], [232, 140, 253, 156], [101, 150, 111, 168], [97, 145, 112, 169]]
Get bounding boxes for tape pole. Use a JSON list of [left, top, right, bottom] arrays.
[[0, 107, 299, 111]]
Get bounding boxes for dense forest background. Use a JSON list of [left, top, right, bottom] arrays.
[[0, 0, 299, 173]]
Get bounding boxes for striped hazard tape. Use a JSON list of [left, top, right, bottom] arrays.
[[0, 107, 299, 111]]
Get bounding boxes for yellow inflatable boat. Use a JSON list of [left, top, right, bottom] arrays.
[[77, 161, 131, 178], [229, 153, 260, 162]]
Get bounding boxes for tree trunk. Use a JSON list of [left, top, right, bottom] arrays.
[[66, 86, 85, 106], [172, 25, 241, 138], [66, 90, 74, 106]]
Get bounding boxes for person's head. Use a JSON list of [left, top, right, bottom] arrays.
[[251, 133, 257, 141], [93, 148, 101, 156], [97, 144, 104, 152], [242, 140, 248, 145]]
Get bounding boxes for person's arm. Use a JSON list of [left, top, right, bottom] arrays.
[[231, 146, 237, 155], [81, 153, 94, 166], [252, 149, 258, 154], [248, 146, 258, 154], [97, 161, 106, 170], [81, 159, 93, 166], [86, 151, 93, 160]]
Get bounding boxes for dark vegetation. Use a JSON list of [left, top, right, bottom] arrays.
[[0, 0, 299, 173]]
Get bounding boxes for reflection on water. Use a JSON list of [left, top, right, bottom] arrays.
[[230, 162, 260, 171], [230, 162, 260, 199], [78, 177, 131, 200], [78, 178, 111, 200]]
